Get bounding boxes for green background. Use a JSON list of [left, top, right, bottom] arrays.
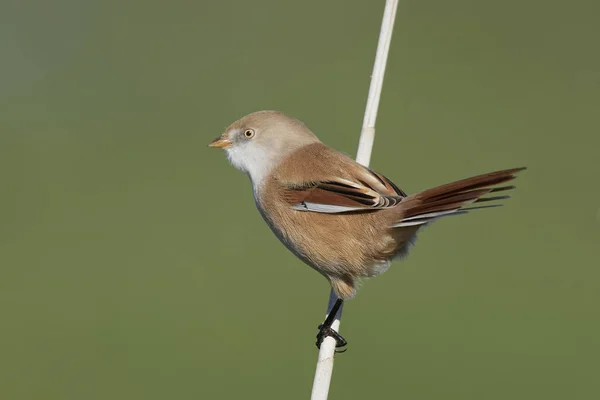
[[1, 0, 599, 399]]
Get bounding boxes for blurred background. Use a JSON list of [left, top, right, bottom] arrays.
[[1, 0, 599, 399]]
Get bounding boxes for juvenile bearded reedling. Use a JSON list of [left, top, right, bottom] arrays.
[[210, 110, 525, 349]]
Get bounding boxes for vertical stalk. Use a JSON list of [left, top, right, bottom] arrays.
[[310, 1, 399, 399]]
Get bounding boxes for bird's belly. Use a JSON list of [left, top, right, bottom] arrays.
[[256, 197, 399, 278]]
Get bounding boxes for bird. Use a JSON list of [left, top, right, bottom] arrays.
[[209, 110, 525, 350]]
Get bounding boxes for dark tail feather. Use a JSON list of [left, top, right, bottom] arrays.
[[392, 167, 525, 228]]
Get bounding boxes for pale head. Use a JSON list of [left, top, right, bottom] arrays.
[[209, 110, 320, 185]]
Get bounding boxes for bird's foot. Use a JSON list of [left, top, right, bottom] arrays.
[[316, 324, 347, 353]]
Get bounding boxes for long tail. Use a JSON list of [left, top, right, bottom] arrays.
[[392, 167, 526, 228]]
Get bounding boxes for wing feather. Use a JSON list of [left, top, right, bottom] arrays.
[[282, 169, 405, 214]]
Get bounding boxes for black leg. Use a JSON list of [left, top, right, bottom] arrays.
[[316, 298, 347, 352]]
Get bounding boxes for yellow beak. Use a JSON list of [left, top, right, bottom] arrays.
[[208, 136, 232, 149]]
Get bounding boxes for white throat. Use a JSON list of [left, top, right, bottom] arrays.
[[225, 145, 276, 189]]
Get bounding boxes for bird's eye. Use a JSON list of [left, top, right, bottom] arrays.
[[243, 129, 255, 139]]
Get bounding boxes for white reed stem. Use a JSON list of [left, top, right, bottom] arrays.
[[310, 291, 343, 399], [356, 0, 399, 167], [310, 1, 399, 399]]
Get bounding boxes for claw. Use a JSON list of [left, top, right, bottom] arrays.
[[316, 325, 347, 352], [314, 297, 347, 352]]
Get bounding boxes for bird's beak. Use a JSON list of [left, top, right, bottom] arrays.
[[208, 135, 232, 149]]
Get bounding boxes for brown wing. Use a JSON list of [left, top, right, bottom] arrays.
[[272, 142, 407, 213], [283, 173, 405, 214]]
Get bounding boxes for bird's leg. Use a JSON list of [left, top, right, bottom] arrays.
[[316, 298, 347, 352]]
